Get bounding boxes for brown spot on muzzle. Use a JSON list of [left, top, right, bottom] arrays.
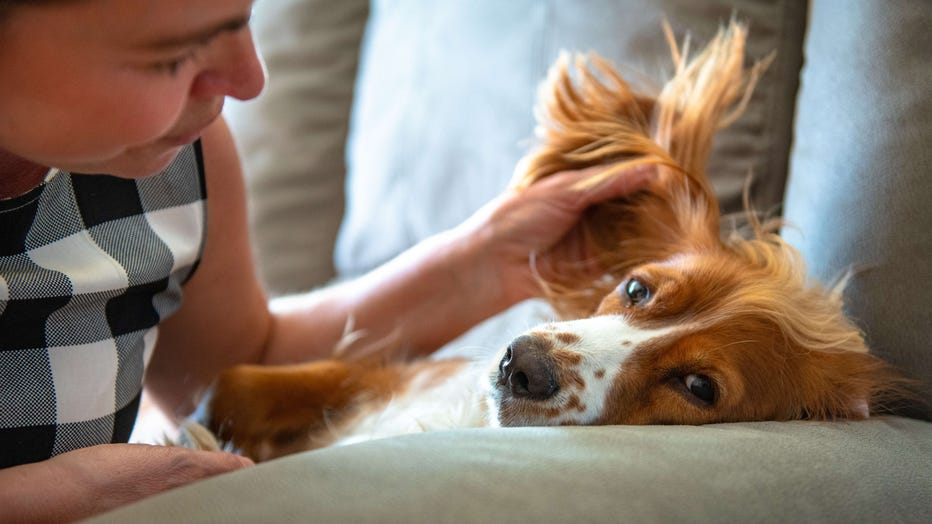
[[556, 332, 581, 345]]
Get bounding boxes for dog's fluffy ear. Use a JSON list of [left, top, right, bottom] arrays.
[[511, 21, 770, 317], [652, 21, 771, 189], [511, 50, 663, 190], [798, 349, 915, 420], [513, 20, 770, 194]]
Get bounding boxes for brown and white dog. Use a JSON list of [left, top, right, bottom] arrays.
[[204, 22, 909, 462]]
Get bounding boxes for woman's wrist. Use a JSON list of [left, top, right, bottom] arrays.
[[445, 205, 541, 312]]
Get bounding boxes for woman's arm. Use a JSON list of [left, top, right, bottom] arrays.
[[144, 117, 272, 416], [146, 116, 655, 417], [0, 444, 252, 523]]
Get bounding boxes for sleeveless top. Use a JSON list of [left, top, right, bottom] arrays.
[[0, 143, 207, 468]]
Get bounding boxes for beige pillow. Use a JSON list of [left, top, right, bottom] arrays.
[[224, 0, 369, 295]]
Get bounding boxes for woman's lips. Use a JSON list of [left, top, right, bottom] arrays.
[[163, 107, 223, 146]]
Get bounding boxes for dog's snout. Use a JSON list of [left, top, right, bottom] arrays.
[[500, 335, 559, 400]]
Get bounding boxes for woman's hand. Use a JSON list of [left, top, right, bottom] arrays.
[[456, 163, 657, 305], [0, 444, 253, 522]]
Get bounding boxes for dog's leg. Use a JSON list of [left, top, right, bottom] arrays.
[[207, 360, 405, 460]]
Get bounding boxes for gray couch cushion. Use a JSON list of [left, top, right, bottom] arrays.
[[88, 417, 932, 523], [782, 0, 932, 419]]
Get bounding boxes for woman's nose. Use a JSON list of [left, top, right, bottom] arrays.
[[190, 27, 267, 101]]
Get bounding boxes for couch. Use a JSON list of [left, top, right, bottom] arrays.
[[89, 1, 932, 522]]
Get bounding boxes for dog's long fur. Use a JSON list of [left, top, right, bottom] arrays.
[[514, 22, 767, 317], [202, 21, 912, 462]]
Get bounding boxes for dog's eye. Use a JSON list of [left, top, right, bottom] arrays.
[[624, 278, 650, 305], [684, 374, 715, 404]]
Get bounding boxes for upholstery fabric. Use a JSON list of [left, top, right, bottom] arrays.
[[88, 417, 932, 523], [782, 0, 932, 419]]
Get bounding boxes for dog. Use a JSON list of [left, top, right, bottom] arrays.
[[203, 22, 910, 462]]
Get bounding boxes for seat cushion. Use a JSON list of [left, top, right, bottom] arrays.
[[89, 417, 932, 523]]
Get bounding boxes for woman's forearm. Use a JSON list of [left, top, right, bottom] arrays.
[[260, 225, 520, 364]]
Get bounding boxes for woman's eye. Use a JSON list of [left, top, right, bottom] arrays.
[[152, 53, 194, 76], [155, 59, 186, 75], [149, 45, 203, 76], [624, 278, 650, 305], [684, 374, 715, 404]]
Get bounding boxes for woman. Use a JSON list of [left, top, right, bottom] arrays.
[[0, 0, 654, 520]]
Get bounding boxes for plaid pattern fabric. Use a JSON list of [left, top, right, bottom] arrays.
[[0, 143, 207, 468]]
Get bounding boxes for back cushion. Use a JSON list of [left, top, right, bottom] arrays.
[[782, 0, 932, 419], [225, 0, 369, 295], [337, 0, 808, 277]]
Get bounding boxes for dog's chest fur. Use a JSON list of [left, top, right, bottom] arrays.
[[330, 360, 492, 447]]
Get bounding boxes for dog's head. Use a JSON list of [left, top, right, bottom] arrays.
[[487, 247, 906, 426], [488, 22, 909, 427]]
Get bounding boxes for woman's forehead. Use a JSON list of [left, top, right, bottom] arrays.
[[2, 0, 254, 46]]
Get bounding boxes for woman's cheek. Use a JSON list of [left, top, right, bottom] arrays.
[[123, 93, 190, 144], [104, 73, 194, 144]]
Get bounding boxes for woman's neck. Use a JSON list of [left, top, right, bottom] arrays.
[[0, 150, 50, 199]]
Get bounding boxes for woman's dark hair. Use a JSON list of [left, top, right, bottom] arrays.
[[0, 1, 75, 15], [0, 1, 76, 22]]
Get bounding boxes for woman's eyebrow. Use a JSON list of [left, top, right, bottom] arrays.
[[138, 13, 252, 50]]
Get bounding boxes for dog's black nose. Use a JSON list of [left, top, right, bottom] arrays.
[[500, 335, 559, 400]]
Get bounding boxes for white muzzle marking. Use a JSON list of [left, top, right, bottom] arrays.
[[487, 315, 680, 426]]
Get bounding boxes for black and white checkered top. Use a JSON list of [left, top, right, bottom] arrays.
[[0, 143, 206, 468]]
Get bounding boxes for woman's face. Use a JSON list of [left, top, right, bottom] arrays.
[[0, 0, 266, 177]]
